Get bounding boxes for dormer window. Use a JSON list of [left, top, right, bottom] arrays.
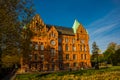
[[36, 23, 38, 26], [50, 32, 55, 38]]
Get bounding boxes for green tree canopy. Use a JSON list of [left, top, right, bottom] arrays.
[[0, 0, 35, 68], [91, 42, 100, 69], [103, 42, 116, 64]]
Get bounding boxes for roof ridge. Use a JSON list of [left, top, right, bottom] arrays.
[[46, 24, 71, 29], [46, 24, 74, 35]]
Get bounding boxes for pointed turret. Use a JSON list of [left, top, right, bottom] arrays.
[[72, 19, 80, 33], [86, 29, 89, 34]]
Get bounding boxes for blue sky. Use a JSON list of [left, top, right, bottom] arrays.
[[33, 0, 120, 53]]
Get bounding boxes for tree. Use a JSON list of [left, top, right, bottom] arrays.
[[103, 42, 116, 64], [0, 47, 2, 73], [91, 42, 99, 69], [111, 49, 120, 65], [0, 0, 35, 69]]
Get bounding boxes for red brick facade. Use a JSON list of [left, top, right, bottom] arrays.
[[21, 14, 91, 72]]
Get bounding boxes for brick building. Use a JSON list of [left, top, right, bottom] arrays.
[[21, 14, 91, 72]]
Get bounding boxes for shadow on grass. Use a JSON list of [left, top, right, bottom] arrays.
[[35, 72, 51, 78]]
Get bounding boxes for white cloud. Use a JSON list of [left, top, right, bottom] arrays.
[[91, 23, 118, 36], [87, 8, 120, 53]]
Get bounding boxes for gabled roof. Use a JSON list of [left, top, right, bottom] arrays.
[[46, 25, 74, 35]]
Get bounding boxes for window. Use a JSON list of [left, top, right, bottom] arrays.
[[84, 45, 87, 51], [73, 62, 77, 67], [35, 63, 37, 69], [52, 33, 54, 37], [36, 22, 38, 27], [35, 44, 39, 50], [34, 54, 38, 60], [84, 45, 86, 51], [66, 54, 69, 60], [81, 54, 83, 60], [81, 30, 83, 33], [65, 44, 69, 51], [80, 62, 84, 67], [80, 45, 82, 51], [51, 48, 56, 56], [66, 63, 69, 68], [30, 43, 33, 47], [84, 54, 87, 60], [35, 27, 37, 31], [51, 58, 54, 62], [58, 38, 62, 43], [41, 55, 44, 61], [40, 44, 44, 50], [59, 64, 62, 68], [59, 54, 62, 61], [72, 38, 75, 43], [50, 32, 55, 37], [73, 54, 77, 60], [58, 45, 61, 51], [72, 45, 76, 51], [65, 38, 68, 43]]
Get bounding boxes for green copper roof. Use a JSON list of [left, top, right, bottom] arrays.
[[72, 19, 80, 33], [86, 29, 89, 34]]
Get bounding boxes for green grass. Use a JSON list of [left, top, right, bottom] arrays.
[[15, 66, 120, 80]]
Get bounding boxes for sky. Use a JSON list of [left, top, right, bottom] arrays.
[[33, 0, 120, 53]]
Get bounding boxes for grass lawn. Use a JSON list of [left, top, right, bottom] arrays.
[[15, 66, 120, 80]]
